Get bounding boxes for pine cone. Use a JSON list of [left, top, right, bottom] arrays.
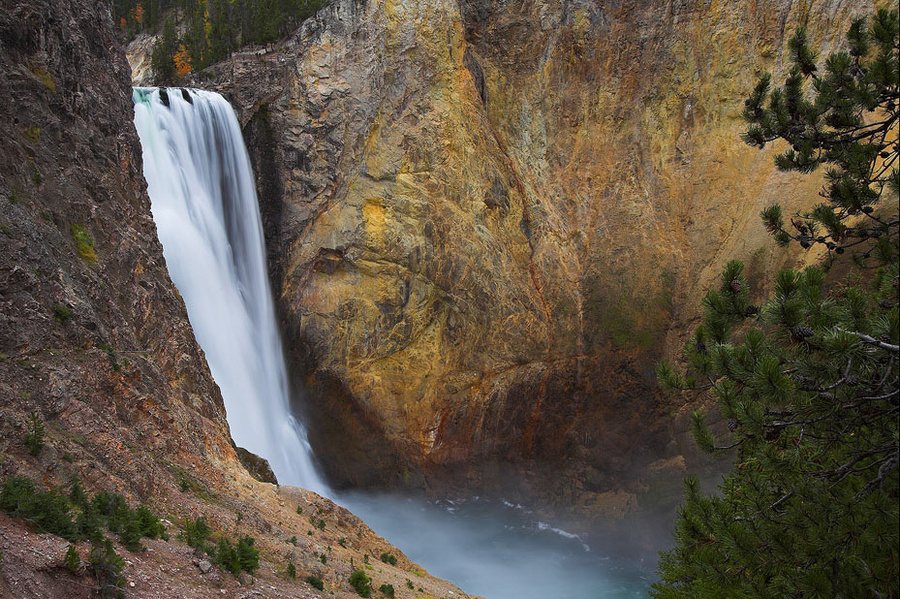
[[792, 325, 814, 339], [730, 279, 743, 292], [844, 375, 859, 386], [745, 305, 760, 317], [727, 419, 738, 432]]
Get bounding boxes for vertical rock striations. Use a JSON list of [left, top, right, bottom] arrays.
[[0, 0, 239, 503], [205, 0, 876, 520]]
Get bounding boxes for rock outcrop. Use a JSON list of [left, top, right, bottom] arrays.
[[0, 0, 234, 504], [197, 0, 876, 521], [0, 1, 469, 596]]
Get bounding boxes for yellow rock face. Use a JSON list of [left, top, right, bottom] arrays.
[[214, 0, 878, 518]]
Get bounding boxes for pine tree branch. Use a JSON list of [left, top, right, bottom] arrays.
[[835, 327, 900, 352], [860, 451, 900, 495], [770, 491, 794, 513]]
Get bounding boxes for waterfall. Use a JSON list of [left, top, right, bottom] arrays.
[[132, 87, 325, 494], [130, 87, 655, 599]]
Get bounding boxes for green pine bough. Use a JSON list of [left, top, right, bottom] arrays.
[[654, 10, 898, 599]]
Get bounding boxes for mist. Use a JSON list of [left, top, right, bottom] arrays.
[[337, 492, 659, 599]]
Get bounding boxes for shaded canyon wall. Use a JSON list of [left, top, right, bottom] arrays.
[[0, 0, 241, 500]]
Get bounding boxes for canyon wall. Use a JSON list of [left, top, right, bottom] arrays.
[[0, 0, 239, 501], [0, 2, 466, 596], [203, 0, 875, 521]]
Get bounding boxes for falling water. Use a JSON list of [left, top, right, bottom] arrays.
[[132, 87, 655, 598], [132, 87, 325, 494]]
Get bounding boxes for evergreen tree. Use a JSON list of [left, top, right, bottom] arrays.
[[236, 535, 259, 574], [75, 500, 104, 543], [118, 515, 144, 552], [215, 537, 241, 576], [90, 538, 125, 599], [136, 504, 166, 540], [743, 10, 899, 264], [150, 18, 179, 84], [654, 10, 898, 599]]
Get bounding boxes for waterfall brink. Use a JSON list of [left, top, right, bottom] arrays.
[[133, 87, 325, 494]]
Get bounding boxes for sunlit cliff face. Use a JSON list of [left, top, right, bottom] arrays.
[[193, 0, 875, 519]]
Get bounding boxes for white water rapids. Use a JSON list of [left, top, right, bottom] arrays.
[[132, 87, 325, 494], [132, 87, 654, 598]]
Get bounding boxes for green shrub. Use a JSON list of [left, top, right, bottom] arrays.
[[306, 574, 324, 590], [379, 583, 395, 598], [70, 224, 96, 264], [91, 491, 116, 517], [379, 552, 397, 566], [90, 538, 125, 598], [64, 544, 81, 573], [30, 66, 56, 93], [213, 535, 258, 576], [31, 490, 76, 539], [180, 517, 211, 553], [0, 476, 164, 549], [286, 561, 296, 579], [75, 501, 103, 542], [349, 569, 372, 597], [236, 536, 259, 574], [215, 537, 241, 576], [53, 304, 72, 324], [136, 504, 166, 540], [97, 342, 120, 372], [69, 479, 88, 508], [24, 413, 45, 456], [118, 517, 144, 552], [91, 491, 134, 535], [0, 476, 77, 541], [98, 494, 131, 534]]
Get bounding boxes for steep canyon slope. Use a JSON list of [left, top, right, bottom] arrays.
[[201, 0, 876, 522], [197, 0, 877, 522], [0, 1, 468, 597]]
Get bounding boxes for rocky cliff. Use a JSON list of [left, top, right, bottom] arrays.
[[196, 0, 876, 522], [0, 1, 469, 596]]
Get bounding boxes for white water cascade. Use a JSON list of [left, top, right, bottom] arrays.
[[132, 87, 325, 494], [132, 86, 654, 599]]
